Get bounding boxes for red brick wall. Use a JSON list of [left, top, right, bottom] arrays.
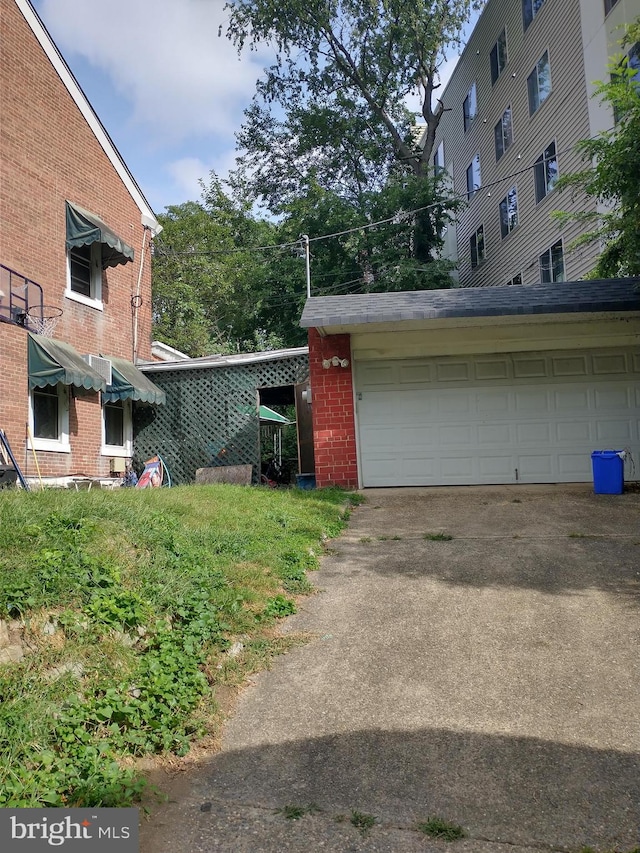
[[0, 1, 155, 478], [308, 328, 358, 488], [0, 323, 29, 471]]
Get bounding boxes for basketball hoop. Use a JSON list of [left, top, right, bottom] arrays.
[[26, 305, 63, 337]]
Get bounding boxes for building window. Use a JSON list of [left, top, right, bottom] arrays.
[[494, 106, 513, 160], [490, 30, 508, 85], [506, 273, 523, 286], [466, 154, 481, 199], [470, 225, 485, 268], [433, 140, 445, 176], [499, 186, 519, 238], [463, 82, 478, 131], [30, 384, 70, 452], [67, 243, 102, 305], [528, 51, 551, 115], [102, 399, 132, 456], [604, 0, 619, 14], [534, 141, 558, 202], [523, 0, 545, 30], [539, 239, 565, 282]]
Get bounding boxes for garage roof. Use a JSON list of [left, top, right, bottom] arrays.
[[300, 279, 640, 329]]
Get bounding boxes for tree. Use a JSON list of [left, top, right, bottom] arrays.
[[226, 0, 483, 195], [224, 0, 480, 292], [152, 179, 300, 356], [554, 20, 640, 278]]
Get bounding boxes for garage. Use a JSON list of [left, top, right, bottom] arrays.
[[355, 349, 639, 486], [300, 280, 640, 489]]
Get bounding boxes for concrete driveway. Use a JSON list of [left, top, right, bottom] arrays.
[[142, 485, 640, 852]]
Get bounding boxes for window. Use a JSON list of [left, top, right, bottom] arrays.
[[534, 141, 558, 202], [604, 0, 619, 14], [506, 273, 523, 286], [463, 82, 477, 131], [67, 242, 102, 305], [494, 106, 513, 160], [611, 43, 640, 122], [523, 0, 545, 30], [539, 239, 565, 282], [30, 384, 70, 452], [490, 30, 508, 85], [499, 186, 518, 238], [629, 42, 640, 83], [470, 225, 485, 268], [102, 399, 132, 456], [433, 140, 445, 177], [466, 154, 481, 199], [528, 51, 551, 115]]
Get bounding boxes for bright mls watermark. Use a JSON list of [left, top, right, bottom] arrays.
[[0, 809, 138, 851]]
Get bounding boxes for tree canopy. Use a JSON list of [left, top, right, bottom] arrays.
[[226, 0, 483, 204], [152, 2, 483, 354], [554, 20, 640, 278]]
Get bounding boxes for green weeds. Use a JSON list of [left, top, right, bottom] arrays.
[[0, 485, 352, 808], [424, 532, 453, 541], [416, 816, 466, 840], [350, 810, 376, 834]]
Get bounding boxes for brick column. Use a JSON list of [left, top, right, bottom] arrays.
[[307, 328, 358, 488]]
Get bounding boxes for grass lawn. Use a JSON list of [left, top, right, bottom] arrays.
[[0, 484, 358, 807]]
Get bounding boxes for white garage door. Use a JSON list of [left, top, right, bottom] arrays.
[[356, 349, 640, 486]]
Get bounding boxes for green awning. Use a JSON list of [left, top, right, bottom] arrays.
[[259, 405, 293, 425], [66, 201, 134, 268], [28, 334, 106, 392], [103, 356, 166, 405]]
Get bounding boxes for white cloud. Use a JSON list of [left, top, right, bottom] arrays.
[[37, 0, 270, 143], [166, 156, 212, 200]]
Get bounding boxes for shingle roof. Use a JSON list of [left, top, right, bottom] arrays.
[[300, 279, 640, 329]]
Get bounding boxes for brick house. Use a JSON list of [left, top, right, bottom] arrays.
[[301, 281, 640, 488], [0, 0, 164, 484]]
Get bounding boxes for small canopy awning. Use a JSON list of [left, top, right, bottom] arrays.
[[103, 356, 166, 405], [66, 201, 134, 268], [259, 405, 293, 425], [28, 334, 106, 392]]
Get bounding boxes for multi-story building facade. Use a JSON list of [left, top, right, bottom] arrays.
[[431, 0, 640, 288], [0, 0, 164, 484]]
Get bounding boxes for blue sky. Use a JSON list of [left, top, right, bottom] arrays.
[[32, 0, 477, 217]]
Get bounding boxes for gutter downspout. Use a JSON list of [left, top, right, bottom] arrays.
[[132, 226, 150, 363]]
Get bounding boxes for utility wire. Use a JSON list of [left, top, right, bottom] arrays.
[[154, 127, 614, 260]]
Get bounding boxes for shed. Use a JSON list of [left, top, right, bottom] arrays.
[[135, 347, 310, 484]]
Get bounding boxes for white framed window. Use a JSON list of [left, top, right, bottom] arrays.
[[528, 51, 551, 115], [539, 239, 565, 282], [534, 140, 558, 202], [491, 30, 508, 85], [29, 384, 70, 453], [499, 186, 519, 238], [523, 0, 545, 30], [494, 106, 513, 160], [466, 154, 481, 199], [506, 273, 523, 286], [470, 225, 485, 268], [102, 398, 132, 457], [463, 82, 477, 132], [66, 243, 103, 310]]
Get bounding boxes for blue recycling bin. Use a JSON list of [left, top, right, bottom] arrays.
[[591, 450, 624, 495]]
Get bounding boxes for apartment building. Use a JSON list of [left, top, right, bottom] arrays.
[[431, 0, 640, 288]]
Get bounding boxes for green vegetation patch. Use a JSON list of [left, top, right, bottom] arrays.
[[0, 485, 355, 807], [416, 816, 466, 841]]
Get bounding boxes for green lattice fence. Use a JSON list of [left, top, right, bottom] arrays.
[[133, 354, 309, 485]]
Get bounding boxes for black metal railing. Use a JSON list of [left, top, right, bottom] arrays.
[[0, 264, 44, 328]]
